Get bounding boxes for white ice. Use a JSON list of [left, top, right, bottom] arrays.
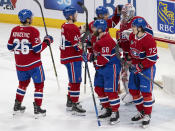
[[0, 23, 175, 131]]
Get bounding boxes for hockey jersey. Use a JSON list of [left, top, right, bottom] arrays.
[[60, 23, 83, 64], [93, 32, 119, 69], [7, 26, 48, 71], [117, 16, 153, 56], [129, 32, 158, 69]]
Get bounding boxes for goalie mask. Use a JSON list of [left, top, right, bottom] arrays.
[[121, 4, 135, 22]]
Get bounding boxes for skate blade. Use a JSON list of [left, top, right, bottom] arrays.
[[66, 107, 72, 112], [142, 124, 150, 129], [98, 117, 110, 122], [110, 119, 120, 125], [131, 119, 143, 124], [34, 113, 46, 119], [72, 111, 86, 116], [124, 102, 133, 105], [13, 110, 25, 116]]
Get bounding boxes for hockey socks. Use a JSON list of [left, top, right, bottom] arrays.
[[16, 80, 30, 103], [34, 82, 44, 106], [95, 86, 110, 108], [69, 83, 80, 103]]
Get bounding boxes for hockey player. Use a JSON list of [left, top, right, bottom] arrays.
[[116, 3, 153, 104], [83, 19, 121, 125], [7, 9, 53, 117], [84, 5, 122, 111], [60, 6, 86, 115], [88, 5, 122, 33], [128, 18, 158, 128]]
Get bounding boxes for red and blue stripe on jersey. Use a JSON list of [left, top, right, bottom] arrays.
[[93, 33, 119, 69], [60, 23, 82, 64], [8, 26, 48, 71], [117, 16, 153, 56], [129, 32, 158, 69]]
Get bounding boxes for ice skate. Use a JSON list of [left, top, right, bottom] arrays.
[[33, 102, 46, 119], [131, 110, 144, 122], [13, 99, 26, 115], [142, 114, 151, 128], [72, 103, 86, 116], [98, 108, 112, 119], [110, 111, 120, 125], [66, 95, 73, 111]]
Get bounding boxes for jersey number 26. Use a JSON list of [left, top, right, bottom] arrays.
[[13, 39, 30, 55]]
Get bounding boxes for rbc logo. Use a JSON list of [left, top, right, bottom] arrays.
[[157, 0, 175, 34], [44, 0, 84, 13]]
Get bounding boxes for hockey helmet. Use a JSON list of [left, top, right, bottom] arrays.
[[63, 6, 76, 19], [96, 6, 109, 17], [93, 19, 107, 32], [121, 3, 135, 21], [132, 18, 147, 30], [18, 9, 33, 23]]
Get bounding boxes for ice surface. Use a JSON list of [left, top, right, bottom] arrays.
[[0, 23, 175, 131]]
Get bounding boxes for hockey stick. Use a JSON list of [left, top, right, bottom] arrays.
[[84, 43, 87, 94], [115, 41, 164, 89], [33, 0, 60, 90], [77, 2, 101, 127], [78, 1, 90, 94]]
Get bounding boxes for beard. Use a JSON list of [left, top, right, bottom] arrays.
[[93, 31, 100, 36], [72, 17, 77, 23]]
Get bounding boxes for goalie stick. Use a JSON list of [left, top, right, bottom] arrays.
[[77, 2, 101, 127], [115, 40, 164, 89], [33, 0, 60, 90]]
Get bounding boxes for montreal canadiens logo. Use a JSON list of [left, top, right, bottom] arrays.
[[131, 48, 140, 59]]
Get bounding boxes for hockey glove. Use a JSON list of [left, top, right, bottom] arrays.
[[122, 29, 132, 40], [129, 64, 143, 74], [44, 35, 53, 46]]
